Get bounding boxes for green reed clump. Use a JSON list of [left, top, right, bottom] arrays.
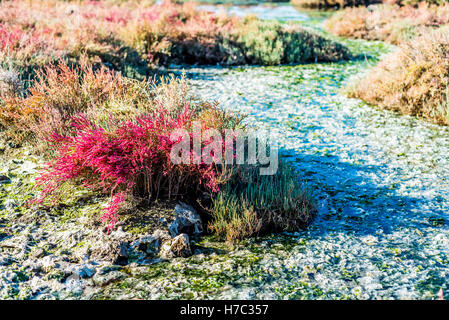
[[208, 161, 316, 243], [230, 18, 352, 65]]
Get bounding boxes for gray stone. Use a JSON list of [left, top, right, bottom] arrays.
[[3, 199, 18, 211], [169, 202, 203, 237], [30, 248, 46, 259], [64, 276, 84, 296], [3, 271, 17, 283], [29, 276, 49, 294], [73, 264, 96, 279], [0, 175, 10, 184], [160, 234, 192, 259], [0, 68, 23, 97], [0, 255, 12, 266], [90, 240, 129, 266], [96, 265, 121, 275], [131, 229, 171, 256], [92, 271, 127, 287], [41, 255, 60, 273]]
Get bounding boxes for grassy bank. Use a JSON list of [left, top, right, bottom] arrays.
[[324, 2, 449, 44], [321, 0, 449, 125], [347, 27, 449, 125]]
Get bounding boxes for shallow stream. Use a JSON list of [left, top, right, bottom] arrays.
[[95, 5, 449, 299]]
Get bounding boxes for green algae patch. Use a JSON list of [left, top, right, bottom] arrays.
[[121, 200, 177, 236]]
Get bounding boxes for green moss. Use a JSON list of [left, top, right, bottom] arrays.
[[274, 280, 326, 299], [341, 268, 358, 281], [134, 263, 171, 281], [121, 200, 176, 236], [429, 216, 445, 227], [13, 270, 30, 283], [45, 270, 69, 282], [416, 270, 448, 298]]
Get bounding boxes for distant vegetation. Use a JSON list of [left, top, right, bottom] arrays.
[[325, 2, 449, 44], [322, 0, 449, 125], [292, 0, 449, 9], [347, 27, 449, 125], [0, 0, 351, 85], [291, 0, 380, 9], [181, 0, 288, 4]]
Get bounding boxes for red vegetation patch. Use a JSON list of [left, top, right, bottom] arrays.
[[34, 104, 232, 230]]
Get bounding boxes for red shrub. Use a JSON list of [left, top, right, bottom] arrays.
[[0, 25, 24, 48], [0, 25, 43, 50], [34, 104, 230, 231], [104, 8, 131, 25]]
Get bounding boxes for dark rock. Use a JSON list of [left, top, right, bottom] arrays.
[[73, 264, 96, 279], [160, 234, 192, 259], [169, 202, 203, 237], [90, 240, 129, 266], [0, 254, 12, 266], [0, 175, 10, 184], [131, 229, 171, 257], [8, 142, 20, 149], [0, 232, 8, 241], [96, 265, 121, 275]]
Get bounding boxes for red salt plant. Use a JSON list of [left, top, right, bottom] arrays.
[[140, 10, 159, 23], [34, 103, 233, 231], [0, 26, 24, 48], [104, 9, 131, 25], [0, 25, 43, 50]]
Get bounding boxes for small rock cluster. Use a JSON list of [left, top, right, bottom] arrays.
[[92, 203, 203, 265], [0, 158, 204, 299]]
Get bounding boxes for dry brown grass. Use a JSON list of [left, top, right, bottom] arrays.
[[324, 3, 449, 44], [348, 26, 449, 125], [0, 61, 198, 144]]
